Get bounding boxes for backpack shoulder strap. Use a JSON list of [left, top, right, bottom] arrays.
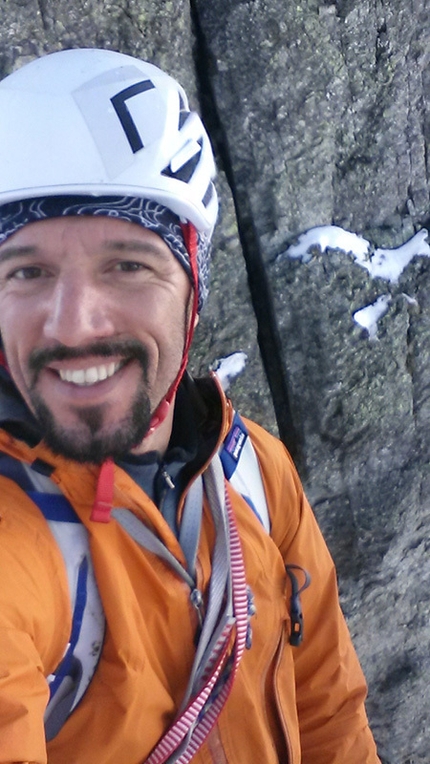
[[35, 489, 105, 740], [219, 410, 270, 532], [0, 454, 105, 740]]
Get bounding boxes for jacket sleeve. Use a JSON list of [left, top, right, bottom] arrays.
[[0, 481, 71, 764], [0, 628, 49, 764], [246, 420, 381, 764]]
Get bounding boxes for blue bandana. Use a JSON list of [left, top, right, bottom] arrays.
[[0, 196, 210, 310]]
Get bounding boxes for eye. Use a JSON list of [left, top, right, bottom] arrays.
[[113, 261, 146, 273], [7, 265, 45, 280]]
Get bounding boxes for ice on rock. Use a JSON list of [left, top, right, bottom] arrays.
[[353, 295, 391, 340], [366, 230, 430, 282], [285, 225, 430, 281], [283, 225, 430, 339], [286, 225, 370, 262], [212, 352, 248, 391]]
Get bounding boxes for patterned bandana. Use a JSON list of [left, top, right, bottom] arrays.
[[0, 196, 211, 310]]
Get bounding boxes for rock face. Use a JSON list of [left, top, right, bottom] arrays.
[[272, 245, 430, 762], [192, 3, 430, 761], [1, 1, 430, 761]]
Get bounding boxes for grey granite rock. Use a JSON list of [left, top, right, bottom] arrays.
[[193, 2, 430, 759]]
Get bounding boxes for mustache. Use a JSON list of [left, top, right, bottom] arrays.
[[28, 340, 150, 379]]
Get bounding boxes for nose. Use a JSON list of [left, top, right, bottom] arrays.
[[43, 276, 115, 347]]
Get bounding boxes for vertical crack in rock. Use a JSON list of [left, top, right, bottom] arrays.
[[37, 0, 49, 31], [405, 309, 418, 421], [189, 0, 301, 463]]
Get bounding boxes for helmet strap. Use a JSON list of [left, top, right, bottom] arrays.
[[145, 222, 199, 437]]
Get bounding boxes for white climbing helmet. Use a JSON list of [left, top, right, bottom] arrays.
[[0, 48, 218, 235]]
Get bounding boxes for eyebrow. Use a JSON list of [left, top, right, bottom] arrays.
[[104, 239, 169, 258], [0, 245, 38, 265], [0, 239, 169, 264]]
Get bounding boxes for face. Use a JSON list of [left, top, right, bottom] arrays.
[[0, 216, 192, 463]]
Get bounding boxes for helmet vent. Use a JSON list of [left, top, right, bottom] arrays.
[[202, 182, 215, 208], [178, 94, 190, 129], [162, 138, 203, 183], [179, 110, 190, 129], [162, 153, 200, 182]]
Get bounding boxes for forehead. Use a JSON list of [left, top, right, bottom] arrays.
[[0, 215, 174, 258]]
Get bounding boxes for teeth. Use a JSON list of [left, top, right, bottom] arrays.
[[59, 362, 122, 386]]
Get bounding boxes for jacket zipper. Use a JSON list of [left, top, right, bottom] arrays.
[[273, 628, 294, 764]]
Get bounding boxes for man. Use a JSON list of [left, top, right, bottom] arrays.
[[0, 48, 380, 763]]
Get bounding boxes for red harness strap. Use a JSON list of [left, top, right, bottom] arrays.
[[90, 457, 115, 523], [145, 222, 199, 436]]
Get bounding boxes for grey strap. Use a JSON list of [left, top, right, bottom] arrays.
[[111, 507, 195, 590], [113, 476, 204, 588], [181, 459, 232, 702], [179, 476, 203, 577], [151, 454, 249, 764], [163, 455, 235, 763]]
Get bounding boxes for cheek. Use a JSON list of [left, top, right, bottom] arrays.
[[133, 289, 188, 340], [144, 302, 189, 377]]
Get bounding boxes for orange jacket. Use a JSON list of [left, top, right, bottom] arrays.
[[0, 381, 380, 764]]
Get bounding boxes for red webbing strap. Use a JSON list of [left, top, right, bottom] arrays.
[[90, 458, 115, 522], [174, 488, 249, 764], [144, 476, 248, 764], [0, 349, 9, 370], [145, 624, 234, 764], [146, 222, 199, 436]]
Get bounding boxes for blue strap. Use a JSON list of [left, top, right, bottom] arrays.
[[0, 453, 35, 491], [48, 556, 89, 700], [240, 494, 266, 527], [27, 491, 81, 523]]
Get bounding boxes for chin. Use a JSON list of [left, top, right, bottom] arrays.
[[33, 394, 152, 464]]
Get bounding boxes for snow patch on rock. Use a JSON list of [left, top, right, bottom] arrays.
[[353, 295, 391, 340], [282, 226, 430, 338], [211, 352, 248, 390]]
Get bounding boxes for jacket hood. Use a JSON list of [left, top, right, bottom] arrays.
[[0, 353, 42, 446]]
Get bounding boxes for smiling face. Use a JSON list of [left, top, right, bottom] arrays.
[[0, 215, 192, 462]]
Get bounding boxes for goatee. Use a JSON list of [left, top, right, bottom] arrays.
[[27, 339, 153, 464]]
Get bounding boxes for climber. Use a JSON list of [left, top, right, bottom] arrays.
[[0, 48, 380, 763]]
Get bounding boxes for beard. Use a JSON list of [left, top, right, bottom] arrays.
[[27, 340, 153, 464]]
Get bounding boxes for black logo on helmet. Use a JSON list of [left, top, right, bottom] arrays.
[[111, 80, 155, 153]]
